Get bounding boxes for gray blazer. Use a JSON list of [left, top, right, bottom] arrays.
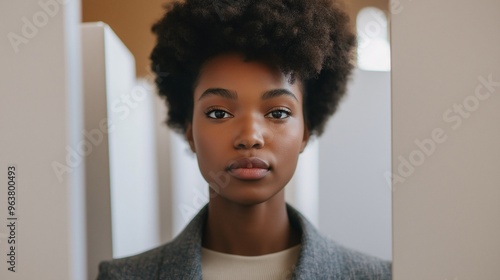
[[97, 203, 392, 279]]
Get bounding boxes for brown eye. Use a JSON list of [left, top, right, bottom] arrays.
[[266, 109, 291, 119], [206, 109, 232, 119]]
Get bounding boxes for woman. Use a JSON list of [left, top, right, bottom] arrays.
[[98, 0, 392, 279]]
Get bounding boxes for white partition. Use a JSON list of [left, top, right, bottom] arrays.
[[153, 92, 175, 244], [318, 69, 392, 261], [391, 0, 500, 279], [82, 22, 161, 279], [169, 132, 208, 237], [0, 0, 85, 279], [285, 139, 320, 227]]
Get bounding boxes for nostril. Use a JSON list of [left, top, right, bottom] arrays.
[[236, 142, 262, 150], [253, 143, 262, 149], [234, 132, 265, 149], [237, 143, 246, 149]]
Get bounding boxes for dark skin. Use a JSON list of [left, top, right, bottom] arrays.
[[185, 53, 309, 256]]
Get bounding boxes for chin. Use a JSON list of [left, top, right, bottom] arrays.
[[210, 185, 284, 206]]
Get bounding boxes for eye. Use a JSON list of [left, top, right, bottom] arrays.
[[205, 109, 233, 119], [265, 109, 292, 119]]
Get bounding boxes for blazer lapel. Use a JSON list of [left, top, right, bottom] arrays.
[[286, 203, 338, 280], [156, 202, 333, 280], [157, 204, 208, 279]]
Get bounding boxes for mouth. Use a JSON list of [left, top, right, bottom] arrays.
[[226, 157, 270, 180]]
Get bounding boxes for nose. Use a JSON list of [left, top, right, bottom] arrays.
[[233, 114, 265, 150]]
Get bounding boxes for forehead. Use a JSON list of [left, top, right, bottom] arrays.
[[193, 53, 303, 101]]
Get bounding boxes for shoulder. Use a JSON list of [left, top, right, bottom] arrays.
[[97, 205, 208, 279], [96, 244, 167, 280], [321, 238, 392, 280], [286, 203, 391, 279]]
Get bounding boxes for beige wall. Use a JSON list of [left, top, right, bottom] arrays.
[[82, 0, 389, 77], [391, 0, 500, 278]]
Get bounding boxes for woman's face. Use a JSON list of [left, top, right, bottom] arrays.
[[186, 53, 309, 205]]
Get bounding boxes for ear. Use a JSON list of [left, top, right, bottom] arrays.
[[299, 125, 310, 154], [185, 122, 196, 153]]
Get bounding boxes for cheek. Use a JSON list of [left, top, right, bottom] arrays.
[[270, 120, 305, 164], [192, 123, 225, 166], [275, 118, 304, 147]]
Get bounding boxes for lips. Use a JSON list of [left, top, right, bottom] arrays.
[[227, 157, 270, 180], [227, 157, 270, 170]]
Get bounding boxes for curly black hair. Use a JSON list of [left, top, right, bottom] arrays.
[[150, 0, 357, 137]]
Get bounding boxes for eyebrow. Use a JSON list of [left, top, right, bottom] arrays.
[[198, 88, 299, 102]]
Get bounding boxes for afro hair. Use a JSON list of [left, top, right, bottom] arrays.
[[150, 0, 357, 137]]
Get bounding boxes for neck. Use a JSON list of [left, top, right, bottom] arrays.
[[202, 188, 301, 256]]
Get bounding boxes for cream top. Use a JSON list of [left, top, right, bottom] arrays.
[[201, 244, 302, 280]]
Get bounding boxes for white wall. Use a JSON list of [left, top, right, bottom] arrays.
[[391, 0, 500, 279], [318, 69, 392, 261], [0, 0, 86, 279]]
